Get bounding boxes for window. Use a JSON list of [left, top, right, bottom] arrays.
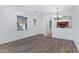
[[56, 16, 72, 28], [33, 19, 37, 26], [57, 22, 68, 28], [17, 15, 27, 31]]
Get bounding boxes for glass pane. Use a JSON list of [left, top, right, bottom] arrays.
[[17, 15, 27, 31]]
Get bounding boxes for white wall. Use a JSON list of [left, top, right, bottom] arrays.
[[0, 6, 17, 44], [43, 8, 76, 40], [43, 16, 54, 36], [0, 6, 43, 44], [73, 6, 79, 50], [17, 14, 44, 39], [53, 10, 75, 40]]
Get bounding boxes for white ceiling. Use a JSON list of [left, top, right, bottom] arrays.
[[9, 5, 75, 14]]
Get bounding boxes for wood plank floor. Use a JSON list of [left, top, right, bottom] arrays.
[[0, 34, 78, 53]]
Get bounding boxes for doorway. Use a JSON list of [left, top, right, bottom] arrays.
[[47, 20, 52, 38]]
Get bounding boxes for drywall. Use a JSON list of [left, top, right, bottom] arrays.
[[43, 15, 55, 36], [17, 14, 44, 39], [73, 6, 79, 50], [0, 6, 17, 44], [0, 6, 44, 44], [52, 10, 75, 40], [43, 8, 75, 40]]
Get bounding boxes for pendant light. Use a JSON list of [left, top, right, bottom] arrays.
[[53, 8, 63, 20]]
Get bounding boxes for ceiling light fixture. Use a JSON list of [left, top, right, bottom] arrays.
[[53, 8, 63, 20]]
